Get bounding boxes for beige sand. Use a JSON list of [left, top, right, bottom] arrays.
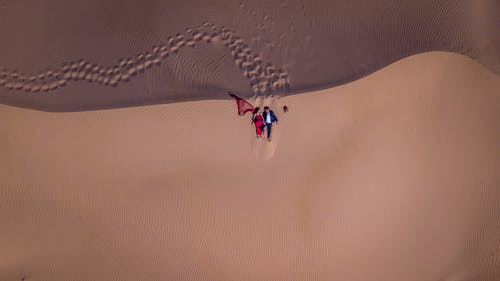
[[1, 52, 499, 281]]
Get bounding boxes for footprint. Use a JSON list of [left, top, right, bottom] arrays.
[[0, 21, 290, 95]]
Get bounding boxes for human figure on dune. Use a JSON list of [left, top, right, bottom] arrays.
[[262, 106, 278, 141], [229, 93, 279, 141], [251, 107, 265, 138]]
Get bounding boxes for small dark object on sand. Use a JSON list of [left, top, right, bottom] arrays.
[[283, 105, 288, 113]]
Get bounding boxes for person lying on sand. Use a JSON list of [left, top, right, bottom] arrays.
[[262, 106, 278, 141], [251, 107, 265, 138]]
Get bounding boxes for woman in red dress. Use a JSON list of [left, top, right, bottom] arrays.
[[251, 107, 265, 138]]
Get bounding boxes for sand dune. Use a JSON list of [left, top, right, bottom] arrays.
[[1, 52, 499, 281], [0, 0, 498, 111]]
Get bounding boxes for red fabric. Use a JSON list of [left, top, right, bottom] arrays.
[[253, 114, 264, 136], [228, 92, 254, 116]]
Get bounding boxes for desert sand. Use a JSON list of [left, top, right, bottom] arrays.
[[0, 0, 499, 110], [1, 52, 499, 281]]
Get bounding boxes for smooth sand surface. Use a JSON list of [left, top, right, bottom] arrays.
[[0, 0, 499, 110], [1, 52, 499, 281]]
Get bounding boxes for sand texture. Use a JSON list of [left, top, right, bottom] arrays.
[[0, 0, 499, 111], [1, 52, 499, 281]]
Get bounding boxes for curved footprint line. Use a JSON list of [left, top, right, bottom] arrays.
[[0, 22, 290, 96]]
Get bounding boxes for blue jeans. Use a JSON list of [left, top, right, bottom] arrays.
[[265, 123, 272, 139]]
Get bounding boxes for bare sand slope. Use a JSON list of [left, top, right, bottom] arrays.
[[1, 52, 499, 281], [0, 0, 498, 111]]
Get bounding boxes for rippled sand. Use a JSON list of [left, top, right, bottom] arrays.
[[0, 0, 498, 110], [1, 52, 499, 281]]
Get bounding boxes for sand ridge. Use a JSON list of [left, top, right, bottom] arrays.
[[0, 0, 498, 111]]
